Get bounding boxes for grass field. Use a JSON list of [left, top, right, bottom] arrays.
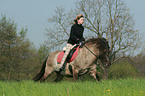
[[0, 78, 145, 96]]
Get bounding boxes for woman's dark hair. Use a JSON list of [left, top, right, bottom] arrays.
[[74, 14, 84, 24]]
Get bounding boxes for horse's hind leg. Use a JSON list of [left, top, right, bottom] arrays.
[[40, 66, 53, 82], [73, 67, 79, 81], [54, 73, 64, 82]]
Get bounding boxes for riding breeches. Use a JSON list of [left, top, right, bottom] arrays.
[[60, 43, 73, 66]]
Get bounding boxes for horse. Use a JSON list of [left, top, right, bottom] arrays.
[[33, 37, 110, 82]]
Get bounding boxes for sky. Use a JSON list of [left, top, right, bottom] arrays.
[[0, 0, 145, 50]]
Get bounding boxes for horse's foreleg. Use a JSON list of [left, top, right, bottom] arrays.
[[89, 65, 101, 82], [90, 69, 97, 81], [91, 73, 101, 82], [96, 73, 101, 81], [73, 68, 79, 81], [90, 71, 100, 82]]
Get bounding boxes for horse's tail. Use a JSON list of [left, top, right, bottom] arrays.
[[33, 55, 48, 81]]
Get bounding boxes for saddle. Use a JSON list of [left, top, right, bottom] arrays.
[[57, 45, 79, 63]]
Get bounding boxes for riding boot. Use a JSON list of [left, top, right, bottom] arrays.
[[59, 61, 67, 75]]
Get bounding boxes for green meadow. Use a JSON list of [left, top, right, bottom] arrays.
[[0, 78, 145, 96]]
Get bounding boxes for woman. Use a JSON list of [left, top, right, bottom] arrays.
[[59, 14, 85, 74]]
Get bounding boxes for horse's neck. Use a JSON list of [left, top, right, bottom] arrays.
[[78, 46, 98, 64]]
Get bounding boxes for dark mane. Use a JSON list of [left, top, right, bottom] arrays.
[[85, 37, 110, 51]]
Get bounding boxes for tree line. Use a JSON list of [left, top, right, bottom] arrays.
[[0, 15, 49, 80]]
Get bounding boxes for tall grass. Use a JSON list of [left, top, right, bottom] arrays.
[[0, 78, 145, 96]]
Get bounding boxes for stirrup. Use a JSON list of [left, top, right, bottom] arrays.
[[59, 67, 65, 75], [59, 67, 64, 72]]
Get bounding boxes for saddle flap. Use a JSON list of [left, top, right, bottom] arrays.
[[57, 51, 65, 63], [57, 45, 79, 63]]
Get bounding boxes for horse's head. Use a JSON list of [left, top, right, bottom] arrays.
[[85, 37, 111, 67], [97, 37, 110, 67]]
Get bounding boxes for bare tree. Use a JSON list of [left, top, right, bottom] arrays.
[[45, 7, 71, 50], [77, 0, 140, 60]]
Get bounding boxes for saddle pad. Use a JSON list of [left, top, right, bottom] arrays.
[[57, 46, 79, 63]]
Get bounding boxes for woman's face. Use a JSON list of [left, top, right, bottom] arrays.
[[77, 17, 84, 25]]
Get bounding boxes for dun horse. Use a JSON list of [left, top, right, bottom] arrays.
[[33, 37, 110, 82]]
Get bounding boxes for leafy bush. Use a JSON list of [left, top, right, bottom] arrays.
[[109, 57, 140, 79]]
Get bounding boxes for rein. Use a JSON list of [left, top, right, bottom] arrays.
[[84, 44, 99, 59]]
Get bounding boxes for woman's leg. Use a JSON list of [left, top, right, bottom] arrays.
[[59, 43, 73, 73]]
